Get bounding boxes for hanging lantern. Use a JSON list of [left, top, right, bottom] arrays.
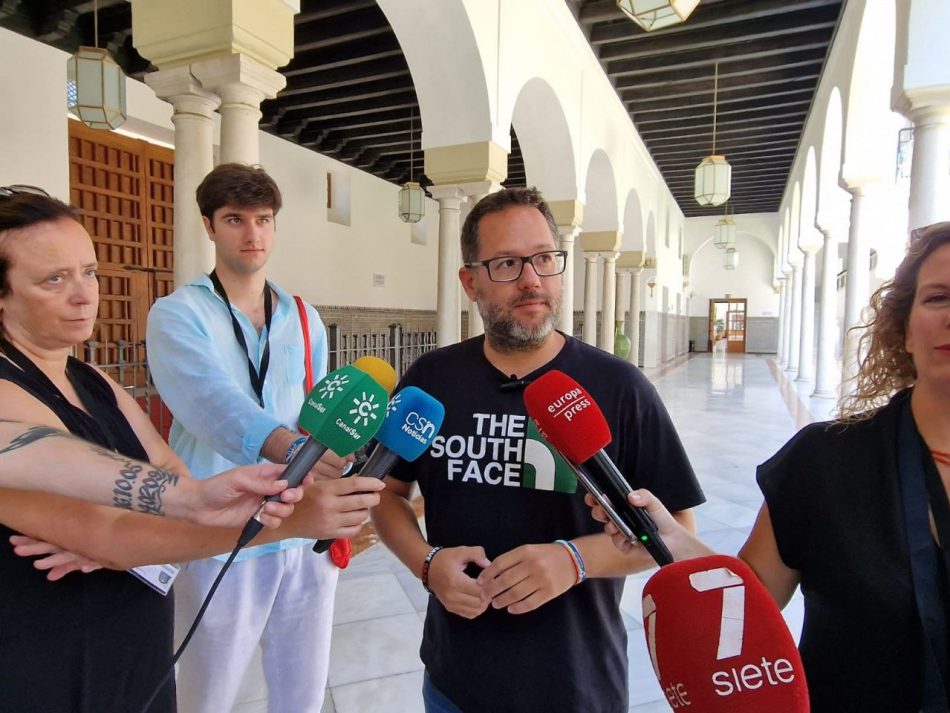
[[67, 47, 127, 130], [398, 106, 424, 224], [398, 181, 425, 223], [713, 214, 735, 250], [694, 62, 731, 206], [66, 1, 126, 130], [695, 155, 731, 206], [616, 0, 700, 32], [724, 247, 739, 270]]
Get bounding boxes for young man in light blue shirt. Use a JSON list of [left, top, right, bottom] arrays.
[[147, 163, 377, 713]]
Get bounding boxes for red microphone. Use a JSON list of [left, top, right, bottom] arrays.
[[643, 554, 810, 712], [523, 370, 673, 566]]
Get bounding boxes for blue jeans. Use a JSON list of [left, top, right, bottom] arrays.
[[422, 672, 464, 713]]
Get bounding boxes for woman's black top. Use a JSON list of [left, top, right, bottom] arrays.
[[0, 347, 175, 713]]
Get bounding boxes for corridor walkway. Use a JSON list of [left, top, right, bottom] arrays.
[[235, 353, 824, 713]]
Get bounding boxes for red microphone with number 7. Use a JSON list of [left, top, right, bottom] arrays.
[[523, 370, 673, 567], [643, 554, 810, 711]]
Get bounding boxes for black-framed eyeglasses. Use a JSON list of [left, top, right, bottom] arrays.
[[465, 250, 567, 283], [0, 185, 50, 199]]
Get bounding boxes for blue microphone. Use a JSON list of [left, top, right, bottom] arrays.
[[312, 386, 445, 553]]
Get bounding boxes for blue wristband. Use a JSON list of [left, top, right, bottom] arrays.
[[285, 435, 308, 464]]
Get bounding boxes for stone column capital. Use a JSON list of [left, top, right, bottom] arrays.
[[145, 66, 220, 112], [894, 84, 950, 122], [548, 199, 584, 229], [192, 54, 287, 101], [457, 180, 501, 199], [557, 225, 580, 242], [601, 251, 620, 263], [424, 142, 508, 186], [839, 175, 886, 197], [428, 184, 468, 206]]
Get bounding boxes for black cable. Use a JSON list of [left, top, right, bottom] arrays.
[[138, 542, 241, 713]]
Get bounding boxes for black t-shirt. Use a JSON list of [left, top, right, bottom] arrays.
[[0, 354, 176, 713], [758, 391, 930, 713], [391, 335, 703, 713]]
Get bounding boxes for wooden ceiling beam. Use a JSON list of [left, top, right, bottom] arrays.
[[606, 27, 834, 76], [283, 33, 402, 75], [281, 57, 409, 96], [628, 85, 814, 113], [598, 5, 840, 60], [293, 5, 390, 52], [620, 67, 819, 104]]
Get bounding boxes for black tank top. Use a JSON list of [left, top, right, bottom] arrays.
[[0, 341, 175, 713]]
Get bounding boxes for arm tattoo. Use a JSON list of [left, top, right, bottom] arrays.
[[111, 460, 143, 511], [0, 426, 72, 454], [0, 429, 181, 516], [111, 460, 181, 516], [136, 468, 180, 517]]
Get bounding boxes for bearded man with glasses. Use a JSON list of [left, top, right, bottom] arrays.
[[371, 186, 704, 713]]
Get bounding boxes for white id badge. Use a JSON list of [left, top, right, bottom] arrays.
[[130, 563, 180, 596]]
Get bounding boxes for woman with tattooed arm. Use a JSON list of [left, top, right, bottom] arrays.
[[0, 187, 383, 712]]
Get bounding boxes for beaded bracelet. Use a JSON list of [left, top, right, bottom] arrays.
[[421, 546, 444, 594], [284, 435, 308, 464], [555, 539, 587, 585]]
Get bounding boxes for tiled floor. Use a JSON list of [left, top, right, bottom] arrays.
[[227, 352, 837, 712]]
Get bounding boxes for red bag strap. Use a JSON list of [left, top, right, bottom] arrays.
[[295, 295, 353, 569], [294, 296, 314, 392]]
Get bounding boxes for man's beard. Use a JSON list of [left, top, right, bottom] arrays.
[[477, 289, 562, 353]]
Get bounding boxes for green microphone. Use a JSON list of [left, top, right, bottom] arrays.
[[237, 364, 389, 548]]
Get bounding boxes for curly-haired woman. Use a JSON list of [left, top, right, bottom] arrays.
[[593, 222, 950, 712]]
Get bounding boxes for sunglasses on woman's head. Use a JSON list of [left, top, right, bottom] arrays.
[[0, 185, 51, 199]]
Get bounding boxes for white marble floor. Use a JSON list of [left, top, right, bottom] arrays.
[[227, 352, 836, 713]]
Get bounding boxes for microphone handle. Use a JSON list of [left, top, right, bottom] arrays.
[[312, 444, 401, 554], [270, 438, 329, 498], [237, 437, 328, 549], [582, 450, 674, 567], [356, 444, 401, 479]]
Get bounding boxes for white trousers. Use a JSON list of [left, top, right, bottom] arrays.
[[173, 547, 339, 713]]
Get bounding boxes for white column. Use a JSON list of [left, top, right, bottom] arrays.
[[780, 270, 794, 366], [192, 54, 287, 167], [459, 183, 498, 339], [795, 248, 818, 382], [628, 268, 642, 366], [615, 268, 629, 356], [776, 278, 787, 361], [462, 192, 484, 339], [582, 253, 599, 346], [599, 251, 619, 354], [906, 103, 950, 230], [616, 270, 629, 332], [145, 67, 220, 287], [557, 226, 579, 335], [840, 184, 877, 389], [429, 185, 467, 347], [218, 83, 266, 165], [786, 263, 803, 374], [813, 228, 840, 398]]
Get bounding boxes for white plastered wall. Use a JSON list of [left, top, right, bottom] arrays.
[[684, 214, 780, 319]]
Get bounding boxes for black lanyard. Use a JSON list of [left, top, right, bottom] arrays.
[[208, 270, 273, 408], [898, 398, 950, 711]]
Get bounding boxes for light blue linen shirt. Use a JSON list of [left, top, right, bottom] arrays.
[[146, 274, 328, 560]]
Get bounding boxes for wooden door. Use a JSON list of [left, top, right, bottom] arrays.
[[725, 299, 747, 353], [708, 298, 747, 353], [68, 121, 175, 436], [68, 120, 174, 387]]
